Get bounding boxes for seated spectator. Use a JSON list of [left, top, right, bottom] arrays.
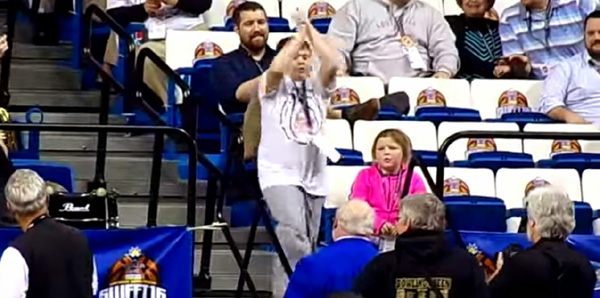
[[104, 0, 212, 105], [328, 0, 460, 83], [213, 3, 380, 160], [102, 0, 149, 76], [211, 1, 276, 115], [498, 0, 597, 79], [488, 186, 596, 298], [283, 200, 378, 298], [354, 193, 490, 298], [351, 129, 426, 236], [446, 0, 505, 79], [538, 11, 600, 124]]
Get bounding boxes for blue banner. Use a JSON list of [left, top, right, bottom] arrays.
[[0, 226, 193, 298], [457, 231, 600, 297]]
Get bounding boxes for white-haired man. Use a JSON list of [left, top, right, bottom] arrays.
[[488, 186, 596, 298], [354, 193, 490, 298], [0, 169, 97, 298], [283, 200, 378, 298]]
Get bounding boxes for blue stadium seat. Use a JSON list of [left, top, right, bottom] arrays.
[[12, 160, 75, 192], [500, 112, 555, 123], [537, 153, 600, 174], [415, 107, 482, 123], [453, 151, 535, 172], [328, 149, 364, 166], [444, 196, 507, 232], [311, 18, 331, 33], [414, 150, 449, 167], [508, 201, 593, 235]]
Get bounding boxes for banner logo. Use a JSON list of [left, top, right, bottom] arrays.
[[444, 177, 470, 196], [307, 2, 336, 19], [194, 42, 224, 61], [226, 0, 246, 18], [331, 87, 360, 108], [496, 89, 531, 118], [465, 138, 496, 158], [415, 87, 446, 111], [524, 177, 551, 197], [550, 140, 581, 158], [99, 247, 166, 298]]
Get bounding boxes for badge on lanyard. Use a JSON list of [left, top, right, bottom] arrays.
[[148, 19, 167, 40], [400, 35, 426, 70]]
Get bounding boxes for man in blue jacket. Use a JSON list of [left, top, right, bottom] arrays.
[[283, 200, 378, 298]]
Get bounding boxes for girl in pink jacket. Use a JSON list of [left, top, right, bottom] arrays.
[[351, 129, 427, 236]]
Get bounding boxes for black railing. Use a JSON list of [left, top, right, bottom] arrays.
[[0, 0, 17, 107], [0, 123, 200, 226], [435, 130, 600, 250], [83, 4, 135, 93]]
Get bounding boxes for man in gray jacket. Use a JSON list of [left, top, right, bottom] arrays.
[[328, 0, 460, 84]]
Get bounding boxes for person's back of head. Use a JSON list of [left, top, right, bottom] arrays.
[[333, 200, 375, 240], [396, 193, 446, 235], [524, 186, 575, 243], [4, 169, 48, 224]]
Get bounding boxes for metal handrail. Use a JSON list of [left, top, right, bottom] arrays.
[[83, 4, 135, 93], [436, 130, 600, 199], [0, 123, 201, 227]]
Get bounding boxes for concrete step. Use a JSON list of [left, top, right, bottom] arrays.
[[10, 63, 81, 90], [38, 133, 156, 152], [10, 90, 101, 109], [118, 199, 219, 227], [12, 112, 126, 124], [12, 42, 72, 61], [74, 178, 207, 198], [40, 155, 181, 182], [194, 249, 274, 291]]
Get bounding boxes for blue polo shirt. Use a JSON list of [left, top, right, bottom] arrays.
[[211, 45, 277, 114]]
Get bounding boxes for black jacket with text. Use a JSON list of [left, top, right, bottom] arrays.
[[489, 238, 596, 298], [353, 231, 490, 298]]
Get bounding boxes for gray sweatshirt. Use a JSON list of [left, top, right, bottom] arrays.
[[328, 0, 459, 83]]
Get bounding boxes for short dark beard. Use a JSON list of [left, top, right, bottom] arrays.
[[588, 48, 600, 62]]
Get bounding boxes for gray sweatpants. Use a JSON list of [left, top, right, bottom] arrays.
[[262, 185, 325, 298]]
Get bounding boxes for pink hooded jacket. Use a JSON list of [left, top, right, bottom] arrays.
[[350, 165, 427, 234]]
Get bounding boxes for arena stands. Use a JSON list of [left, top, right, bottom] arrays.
[[2, 0, 600, 296]]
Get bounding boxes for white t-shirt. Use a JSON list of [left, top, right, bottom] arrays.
[[257, 74, 332, 196]]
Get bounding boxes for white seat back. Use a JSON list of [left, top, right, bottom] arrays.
[[496, 168, 582, 209], [388, 78, 471, 115], [582, 169, 600, 210], [332, 77, 385, 107], [353, 120, 437, 162], [470, 79, 543, 120], [443, 0, 463, 15], [437, 122, 522, 162], [203, 0, 280, 28], [166, 30, 239, 70], [324, 119, 353, 149], [496, 168, 581, 232], [282, 0, 349, 29], [427, 167, 496, 197], [326, 165, 366, 208], [523, 123, 600, 161]]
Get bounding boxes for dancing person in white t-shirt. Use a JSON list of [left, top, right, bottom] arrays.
[[256, 21, 341, 298]]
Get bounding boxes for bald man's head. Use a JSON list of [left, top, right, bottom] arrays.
[[334, 200, 375, 239]]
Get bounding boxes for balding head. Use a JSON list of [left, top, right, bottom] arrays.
[[333, 200, 375, 240]]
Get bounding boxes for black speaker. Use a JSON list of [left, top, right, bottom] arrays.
[[49, 189, 119, 230]]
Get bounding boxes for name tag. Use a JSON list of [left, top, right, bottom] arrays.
[[147, 19, 167, 40]]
